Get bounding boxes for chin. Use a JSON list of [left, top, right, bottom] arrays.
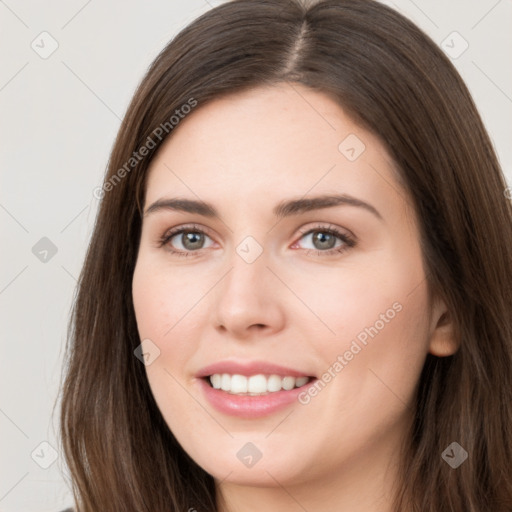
[[180, 434, 315, 487]]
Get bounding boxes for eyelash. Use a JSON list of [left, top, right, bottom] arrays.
[[157, 223, 356, 257]]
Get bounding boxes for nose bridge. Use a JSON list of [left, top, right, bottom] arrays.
[[220, 226, 268, 290], [213, 236, 285, 335], [221, 240, 270, 307]]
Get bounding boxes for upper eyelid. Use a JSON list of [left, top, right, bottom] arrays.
[[296, 223, 354, 238], [164, 223, 213, 237]]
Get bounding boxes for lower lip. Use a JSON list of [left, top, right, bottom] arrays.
[[198, 378, 315, 418]]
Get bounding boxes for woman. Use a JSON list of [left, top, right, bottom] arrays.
[[59, 0, 512, 510]]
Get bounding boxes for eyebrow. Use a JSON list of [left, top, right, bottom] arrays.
[[144, 194, 383, 221]]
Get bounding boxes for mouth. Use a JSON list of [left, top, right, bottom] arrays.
[[196, 361, 317, 418], [205, 373, 313, 395]]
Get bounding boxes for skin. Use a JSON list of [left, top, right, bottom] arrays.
[[132, 82, 458, 512]]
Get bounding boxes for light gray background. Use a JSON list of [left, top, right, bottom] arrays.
[[1, 0, 511, 510]]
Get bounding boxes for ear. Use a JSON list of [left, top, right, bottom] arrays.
[[428, 297, 459, 357]]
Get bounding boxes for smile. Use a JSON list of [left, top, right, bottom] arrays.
[[196, 361, 317, 418], [208, 373, 311, 395]]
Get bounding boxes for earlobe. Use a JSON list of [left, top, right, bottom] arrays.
[[428, 304, 460, 357]]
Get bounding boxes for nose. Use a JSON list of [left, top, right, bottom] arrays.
[[212, 246, 286, 340]]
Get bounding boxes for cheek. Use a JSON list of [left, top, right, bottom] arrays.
[[280, 248, 428, 351], [132, 257, 204, 372], [132, 250, 207, 337], [294, 276, 430, 467], [132, 259, 208, 435], [132, 264, 168, 342], [297, 245, 431, 407]]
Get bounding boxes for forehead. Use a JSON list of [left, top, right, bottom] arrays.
[[144, 83, 406, 218]]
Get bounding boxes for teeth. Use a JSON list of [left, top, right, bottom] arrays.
[[210, 374, 222, 389], [267, 374, 282, 392], [231, 374, 248, 394], [221, 373, 231, 391], [295, 376, 309, 387], [248, 374, 266, 393], [282, 376, 295, 390], [208, 373, 311, 395]]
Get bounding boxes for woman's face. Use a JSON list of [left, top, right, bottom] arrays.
[[132, 83, 454, 492]]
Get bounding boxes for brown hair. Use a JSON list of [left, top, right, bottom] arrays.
[[59, 0, 512, 510]]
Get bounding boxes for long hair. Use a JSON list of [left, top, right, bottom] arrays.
[[59, 1, 512, 510]]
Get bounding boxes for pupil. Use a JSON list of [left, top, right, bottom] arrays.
[[183, 232, 204, 250], [313, 231, 335, 250]]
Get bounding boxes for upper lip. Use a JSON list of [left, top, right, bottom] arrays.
[[196, 360, 315, 379]]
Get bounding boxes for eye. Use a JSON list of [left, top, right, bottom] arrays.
[[292, 225, 356, 256], [157, 223, 356, 257], [158, 224, 214, 255]]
